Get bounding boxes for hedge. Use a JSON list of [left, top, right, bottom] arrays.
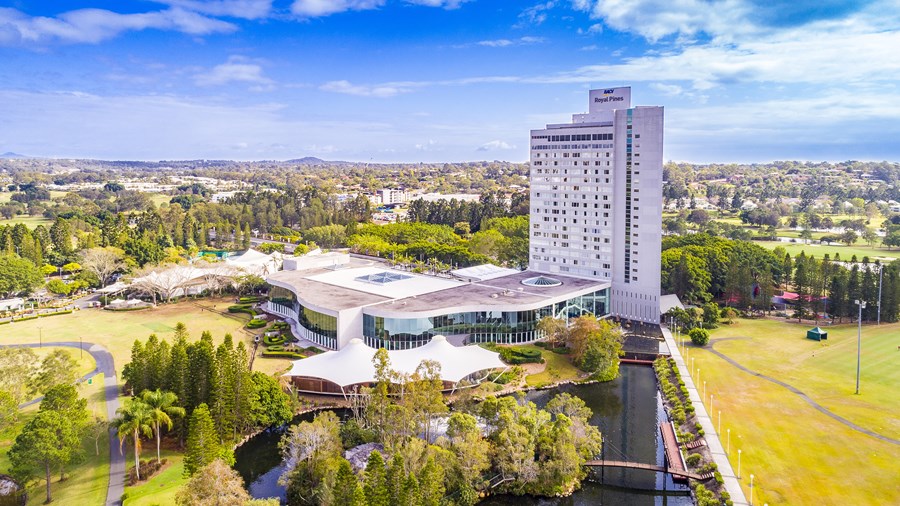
[[239, 296, 261, 303], [246, 319, 267, 329], [261, 351, 305, 359], [228, 304, 257, 316], [264, 334, 286, 346], [304, 346, 324, 355], [498, 346, 543, 365], [104, 306, 151, 312], [266, 345, 284, 352]]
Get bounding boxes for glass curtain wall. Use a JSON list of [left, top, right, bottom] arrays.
[[364, 288, 609, 350], [269, 286, 338, 349]]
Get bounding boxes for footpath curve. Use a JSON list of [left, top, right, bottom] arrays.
[[708, 337, 900, 446], [1, 341, 125, 505]]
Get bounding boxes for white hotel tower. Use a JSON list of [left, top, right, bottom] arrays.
[[528, 87, 663, 324]]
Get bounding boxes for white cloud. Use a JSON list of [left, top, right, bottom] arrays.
[[477, 36, 546, 47], [570, 0, 751, 42], [580, 44, 598, 50], [151, 1, 273, 20], [477, 140, 516, 151], [194, 56, 274, 88], [0, 7, 235, 45], [319, 80, 410, 97], [405, 0, 469, 8], [516, 2, 555, 27], [415, 139, 438, 151], [291, 0, 385, 17]]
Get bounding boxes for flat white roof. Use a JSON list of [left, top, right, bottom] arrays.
[[306, 266, 464, 299]]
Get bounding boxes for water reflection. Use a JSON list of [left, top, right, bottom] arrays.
[[235, 365, 692, 505]]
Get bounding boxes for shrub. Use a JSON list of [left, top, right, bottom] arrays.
[[685, 453, 702, 467], [246, 319, 267, 329], [304, 346, 324, 354], [261, 351, 305, 359], [239, 296, 261, 303], [264, 334, 286, 346], [228, 304, 257, 316], [266, 345, 284, 352], [498, 346, 543, 365], [689, 328, 710, 346], [714, 471, 724, 484]]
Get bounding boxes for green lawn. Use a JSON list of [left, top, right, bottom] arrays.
[[687, 318, 900, 505], [754, 240, 900, 261], [0, 214, 53, 228], [0, 376, 110, 506], [0, 297, 294, 378], [122, 449, 187, 506], [523, 345, 586, 387]]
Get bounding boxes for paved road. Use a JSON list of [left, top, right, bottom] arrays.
[[708, 337, 900, 446], [1, 341, 126, 505]]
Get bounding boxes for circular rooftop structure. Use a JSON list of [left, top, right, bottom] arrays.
[[521, 276, 562, 287]]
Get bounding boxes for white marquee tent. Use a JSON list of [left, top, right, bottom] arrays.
[[283, 336, 506, 395]]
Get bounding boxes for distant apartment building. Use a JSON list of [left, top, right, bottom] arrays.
[[528, 87, 664, 323]]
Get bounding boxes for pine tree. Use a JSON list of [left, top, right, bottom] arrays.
[[417, 456, 445, 506], [242, 223, 251, 250], [123, 339, 146, 396], [212, 335, 237, 441], [363, 450, 389, 506], [232, 341, 255, 436], [184, 403, 222, 476], [398, 472, 420, 506], [385, 454, 404, 501], [333, 459, 362, 505], [187, 332, 216, 411], [167, 326, 191, 445]]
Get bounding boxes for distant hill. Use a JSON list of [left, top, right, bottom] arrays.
[[285, 157, 352, 166], [0, 152, 28, 158]]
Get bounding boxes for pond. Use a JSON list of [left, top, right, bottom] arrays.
[[234, 364, 693, 505]]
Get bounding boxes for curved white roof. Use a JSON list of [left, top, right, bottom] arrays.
[[283, 336, 506, 387]]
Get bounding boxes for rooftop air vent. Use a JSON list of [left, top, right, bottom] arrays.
[[521, 276, 562, 287]]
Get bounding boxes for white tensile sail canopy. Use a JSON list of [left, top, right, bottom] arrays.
[[283, 336, 506, 390]]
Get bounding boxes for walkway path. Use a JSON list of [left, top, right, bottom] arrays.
[[1, 341, 125, 506], [661, 327, 749, 505], [708, 337, 900, 446]]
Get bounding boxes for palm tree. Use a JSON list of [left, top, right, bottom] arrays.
[[113, 398, 154, 481], [140, 389, 186, 464]]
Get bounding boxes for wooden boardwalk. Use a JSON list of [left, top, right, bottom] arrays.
[[659, 421, 689, 481], [583, 460, 705, 481]]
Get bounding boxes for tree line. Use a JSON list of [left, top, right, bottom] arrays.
[[120, 323, 292, 462], [661, 233, 900, 323]]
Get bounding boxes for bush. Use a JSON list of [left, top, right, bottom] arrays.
[[239, 296, 261, 303], [304, 346, 324, 354], [689, 328, 710, 346], [228, 304, 257, 316], [498, 346, 543, 365], [264, 334, 286, 346], [685, 453, 702, 467], [266, 345, 284, 351], [261, 350, 305, 359], [246, 319, 267, 329]]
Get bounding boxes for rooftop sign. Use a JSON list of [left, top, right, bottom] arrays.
[[589, 86, 631, 112]]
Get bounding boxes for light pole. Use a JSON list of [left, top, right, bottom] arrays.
[[855, 299, 866, 395], [750, 474, 755, 505], [877, 264, 883, 325], [697, 368, 701, 386], [737, 449, 742, 479]]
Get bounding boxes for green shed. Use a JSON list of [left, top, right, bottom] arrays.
[[807, 327, 828, 341]]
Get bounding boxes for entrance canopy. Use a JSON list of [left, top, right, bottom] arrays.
[[283, 335, 506, 388]]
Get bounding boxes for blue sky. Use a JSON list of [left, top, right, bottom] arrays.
[[1, 0, 899, 163]]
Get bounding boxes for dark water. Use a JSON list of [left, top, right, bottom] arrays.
[[235, 365, 692, 505]]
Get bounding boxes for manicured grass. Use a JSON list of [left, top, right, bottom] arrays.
[[523, 345, 585, 387], [0, 376, 110, 506], [0, 214, 53, 228], [0, 297, 294, 378], [122, 449, 187, 506], [685, 317, 900, 505], [754, 240, 900, 261]]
